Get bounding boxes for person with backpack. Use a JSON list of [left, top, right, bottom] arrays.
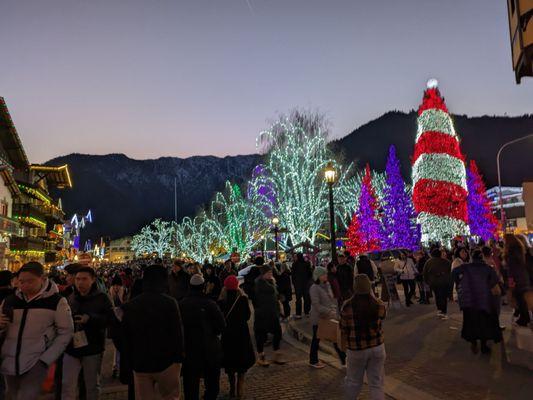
[[180, 274, 226, 400], [218, 276, 255, 399]]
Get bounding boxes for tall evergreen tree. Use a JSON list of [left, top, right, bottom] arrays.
[[466, 160, 498, 241], [382, 145, 419, 249], [346, 164, 382, 256]]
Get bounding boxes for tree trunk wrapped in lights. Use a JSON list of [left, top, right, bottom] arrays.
[[131, 218, 174, 257], [412, 80, 469, 245], [250, 110, 351, 247]]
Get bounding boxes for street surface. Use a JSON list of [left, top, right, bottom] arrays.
[[41, 295, 531, 400]]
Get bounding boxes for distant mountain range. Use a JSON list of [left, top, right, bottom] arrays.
[[48, 112, 533, 241], [47, 153, 261, 242]]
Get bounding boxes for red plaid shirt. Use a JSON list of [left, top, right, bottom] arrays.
[[340, 297, 386, 351]]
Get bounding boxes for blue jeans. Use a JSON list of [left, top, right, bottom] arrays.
[[344, 344, 386, 400]]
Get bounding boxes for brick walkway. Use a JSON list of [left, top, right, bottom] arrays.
[[98, 342, 361, 400], [289, 301, 533, 400]]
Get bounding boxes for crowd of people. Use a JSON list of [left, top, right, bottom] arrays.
[[0, 232, 530, 400]]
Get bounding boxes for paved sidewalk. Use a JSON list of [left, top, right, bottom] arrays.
[[41, 335, 369, 400], [287, 301, 533, 400]]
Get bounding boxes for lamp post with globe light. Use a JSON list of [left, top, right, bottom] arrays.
[[324, 162, 338, 264]]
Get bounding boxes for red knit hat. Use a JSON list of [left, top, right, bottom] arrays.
[[224, 275, 239, 291]]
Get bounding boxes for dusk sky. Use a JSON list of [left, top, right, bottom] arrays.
[[1, 0, 532, 163]]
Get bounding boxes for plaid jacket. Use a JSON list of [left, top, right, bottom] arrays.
[[340, 297, 386, 351]]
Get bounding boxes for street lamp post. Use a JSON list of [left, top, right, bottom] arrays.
[[324, 162, 338, 265], [272, 217, 280, 261], [260, 234, 265, 259], [496, 133, 533, 233]]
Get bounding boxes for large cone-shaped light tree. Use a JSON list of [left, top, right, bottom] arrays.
[[412, 80, 469, 245]]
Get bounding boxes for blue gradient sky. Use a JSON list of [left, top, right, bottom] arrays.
[[1, 0, 531, 162]]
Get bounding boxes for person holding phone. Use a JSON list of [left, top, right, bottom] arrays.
[[62, 267, 115, 400], [0, 262, 74, 400]]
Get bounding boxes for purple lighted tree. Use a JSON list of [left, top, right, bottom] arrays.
[[382, 145, 420, 250], [466, 160, 498, 241], [354, 164, 383, 253]]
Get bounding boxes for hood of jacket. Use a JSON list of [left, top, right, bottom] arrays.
[[15, 279, 58, 302]]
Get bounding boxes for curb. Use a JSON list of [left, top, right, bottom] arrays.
[[285, 321, 444, 400]]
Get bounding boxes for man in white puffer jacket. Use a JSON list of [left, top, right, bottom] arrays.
[[0, 262, 73, 399]]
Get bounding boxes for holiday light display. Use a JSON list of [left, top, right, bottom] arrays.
[[336, 169, 387, 228], [382, 145, 420, 250], [210, 182, 265, 255], [131, 218, 174, 257], [412, 80, 469, 245], [346, 212, 364, 256], [174, 212, 224, 262], [249, 117, 351, 247], [346, 165, 383, 255], [466, 160, 498, 241]]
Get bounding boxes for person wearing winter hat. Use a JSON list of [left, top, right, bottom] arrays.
[[340, 274, 387, 400], [180, 272, 225, 400], [189, 273, 205, 288], [218, 276, 255, 398], [253, 262, 286, 366], [309, 267, 346, 369], [223, 275, 240, 291]]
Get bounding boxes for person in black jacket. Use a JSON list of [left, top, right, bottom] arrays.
[[180, 274, 226, 400], [121, 265, 185, 400], [336, 253, 354, 302], [62, 267, 115, 400], [218, 276, 255, 399], [253, 265, 286, 366], [274, 262, 292, 320], [241, 256, 263, 300], [291, 253, 312, 318], [168, 259, 189, 302]]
